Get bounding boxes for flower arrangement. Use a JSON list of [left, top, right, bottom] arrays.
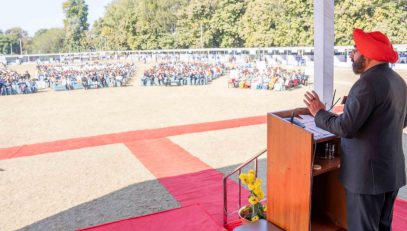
[[238, 169, 267, 222]]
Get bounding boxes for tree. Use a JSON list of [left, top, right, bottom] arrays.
[[93, 0, 138, 51], [0, 28, 28, 55], [34, 29, 48, 37], [335, 0, 407, 45], [63, 0, 89, 52], [129, 0, 186, 49], [92, 0, 187, 50], [4, 27, 30, 54], [242, 0, 313, 47], [30, 28, 65, 54], [5, 27, 28, 40], [90, 0, 406, 49], [209, 0, 247, 48], [0, 34, 12, 54], [240, 0, 279, 47], [175, 0, 218, 48]]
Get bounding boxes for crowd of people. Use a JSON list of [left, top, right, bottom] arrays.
[[0, 66, 38, 96], [141, 62, 224, 86], [228, 64, 308, 91], [36, 63, 136, 91], [2, 58, 309, 97]]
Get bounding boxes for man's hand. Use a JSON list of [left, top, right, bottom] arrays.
[[303, 91, 325, 117]]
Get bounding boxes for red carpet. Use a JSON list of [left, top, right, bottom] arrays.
[[125, 138, 250, 226], [393, 198, 407, 231], [82, 137, 407, 231], [78, 205, 226, 231], [2, 112, 406, 230], [0, 115, 266, 160]]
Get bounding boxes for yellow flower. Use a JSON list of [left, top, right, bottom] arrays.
[[239, 173, 246, 181], [251, 216, 259, 222], [254, 178, 262, 187], [247, 173, 256, 185], [257, 191, 264, 200], [241, 169, 266, 212], [253, 186, 262, 195], [263, 205, 267, 212], [249, 195, 258, 205], [239, 173, 249, 185]]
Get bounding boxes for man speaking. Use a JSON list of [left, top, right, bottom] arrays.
[[304, 29, 407, 231]]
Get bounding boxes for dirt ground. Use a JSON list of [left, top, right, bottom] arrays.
[[1, 61, 406, 231]]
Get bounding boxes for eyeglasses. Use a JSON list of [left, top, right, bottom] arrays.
[[349, 47, 359, 56]]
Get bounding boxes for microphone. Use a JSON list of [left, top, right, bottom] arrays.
[[284, 109, 305, 128]]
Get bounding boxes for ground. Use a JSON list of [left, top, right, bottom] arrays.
[[0, 62, 406, 231]]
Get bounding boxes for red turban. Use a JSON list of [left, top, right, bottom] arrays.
[[353, 28, 398, 63]]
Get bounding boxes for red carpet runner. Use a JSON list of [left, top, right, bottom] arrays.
[[1, 114, 405, 230], [78, 131, 407, 231], [0, 115, 266, 160], [77, 138, 248, 231], [78, 205, 225, 231], [393, 198, 407, 231], [125, 138, 249, 226]]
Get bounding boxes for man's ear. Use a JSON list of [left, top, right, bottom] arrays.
[[363, 56, 372, 66]]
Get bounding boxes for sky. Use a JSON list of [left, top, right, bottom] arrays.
[[0, 0, 113, 36]]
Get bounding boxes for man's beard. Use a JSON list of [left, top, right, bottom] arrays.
[[352, 55, 366, 74]]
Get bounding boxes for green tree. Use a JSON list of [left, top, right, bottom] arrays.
[[130, 0, 185, 49], [5, 27, 28, 40], [63, 0, 89, 52], [30, 28, 65, 54], [175, 0, 218, 48], [240, 0, 279, 47], [93, 0, 138, 50], [90, 0, 406, 49], [209, 0, 247, 48], [250, 0, 313, 47], [335, 0, 407, 45], [4, 27, 30, 54], [0, 34, 12, 54], [34, 29, 48, 37], [93, 0, 186, 50]]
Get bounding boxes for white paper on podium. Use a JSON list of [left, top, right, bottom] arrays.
[[297, 114, 335, 140], [297, 114, 314, 123]]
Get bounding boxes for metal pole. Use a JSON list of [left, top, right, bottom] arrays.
[[238, 169, 241, 208], [223, 177, 228, 225], [19, 39, 23, 55], [10, 43, 12, 55], [200, 23, 203, 49], [255, 158, 258, 177]]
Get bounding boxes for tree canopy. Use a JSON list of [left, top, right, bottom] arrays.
[[30, 28, 65, 54], [63, 0, 89, 52], [1, 0, 406, 54], [0, 27, 29, 55], [91, 0, 406, 49]]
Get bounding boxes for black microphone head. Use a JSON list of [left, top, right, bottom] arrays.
[[290, 110, 295, 123]]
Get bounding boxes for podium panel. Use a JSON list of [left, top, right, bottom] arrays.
[[267, 113, 313, 230], [267, 110, 347, 231]]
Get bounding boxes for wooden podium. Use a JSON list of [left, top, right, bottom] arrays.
[[266, 109, 347, 231]]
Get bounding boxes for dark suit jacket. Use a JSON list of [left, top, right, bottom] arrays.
[[315, 63, 407, 194]]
